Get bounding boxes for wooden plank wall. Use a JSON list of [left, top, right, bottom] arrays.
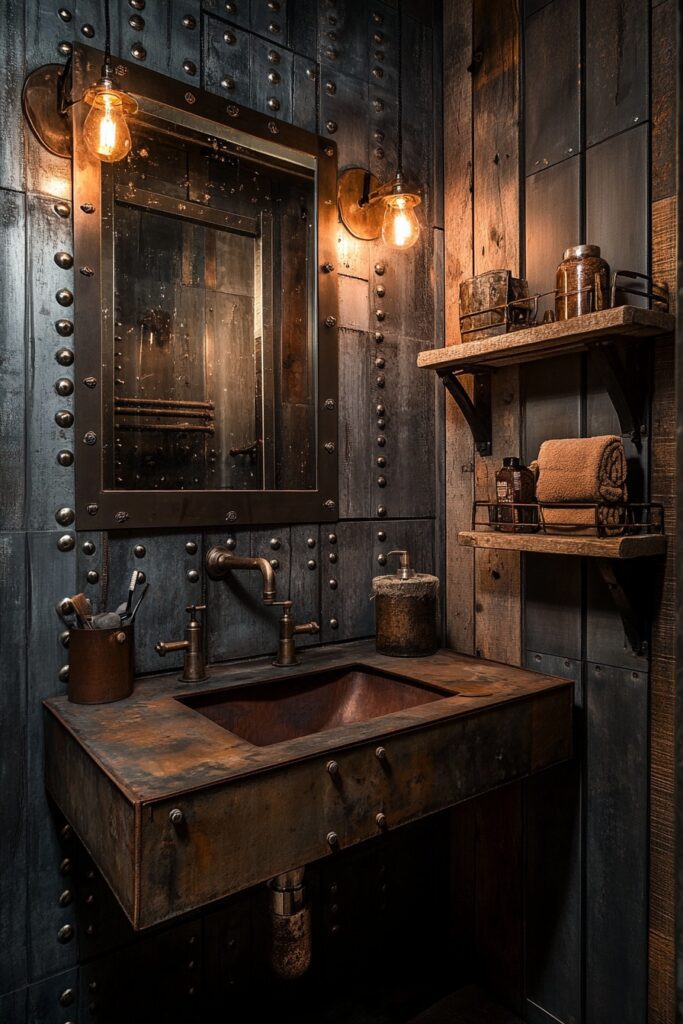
[[0, 0, 443, 1019], [443, 2, 677, 1022]]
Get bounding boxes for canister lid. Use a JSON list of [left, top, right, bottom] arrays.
[[562, 244, 601, 261], [372, 573, 440, 597], [503, 456, 521, 468]]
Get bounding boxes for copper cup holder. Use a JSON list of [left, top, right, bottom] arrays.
[[68, 624, 134, 704]]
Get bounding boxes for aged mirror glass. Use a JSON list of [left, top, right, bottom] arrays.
[[72, 46, 338, 530]]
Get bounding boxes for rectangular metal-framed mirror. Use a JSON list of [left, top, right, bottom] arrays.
[[71, 45, 338, 530]]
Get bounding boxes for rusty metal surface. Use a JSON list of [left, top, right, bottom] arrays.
[[44, 641, 572, 930]]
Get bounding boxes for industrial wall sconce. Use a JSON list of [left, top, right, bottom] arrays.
[[336, 4, 422, 251], [22, 0, 137, 163]]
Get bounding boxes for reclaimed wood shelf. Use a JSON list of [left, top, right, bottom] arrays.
[[408, 986, 523, 1023], [458, 530, 666, 559], [418, 306, 674, 454], [417, 305, 673, 372]]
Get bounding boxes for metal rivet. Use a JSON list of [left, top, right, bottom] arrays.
[[57, 40, 73, 56], [225, 0, 236, 10], [59, 986, 76, 1005], [373, 98, 384, 112], [58, 7, 72, 21], [81, 22, 95, 37], [324, 145, 335, 157], [373, 31, 384, 43], [131, 43, 146, 60], [268, 70, 281, 84], [376, 284, 386, 297], [182, 13, 196, 28], [324, 47, 338, 60], [55, 378, 74, 397], [133, 544, 146, 558], [325, 315, 337, 328], [136, 571, 146, 584], [326, 831, 338, 847], [327, 553, 337, 565], [377, 505, 387, 517], [374, 263, 385, 276], [377, 531, 386, 542], [59, 857, 72, 874], [375, 309, 385, 321], [377, 456, 386, 467], [56, 288, 73, 307], [325, 120, 338, 133], [54, 251, 73, 269], [270, 559, 279, 570], [372, 11, 384, 23], [185, 541, 197, 555], [187, 569, 199, 582], [79, 265, 95, 277], [374, 146, 385, 159], [324, 398, 335, 410], [270, 537, 281, 550], [377, 435, 386, 447], [371, 66, 384, 79], [86, 570, 99, 584], [374, 332, 384, 344], [226, 104, 240, 117], [53, 202, 70, 218], [57, 534, 75, 552], [324, 499, 337, 511], [376, 746, 386, 760], [329, 617, 339, 629], [268, 21, 281, 33], [55, 507, 75, 526], [56, 319, 74, 337], [325, 80, 336, 95], [129, 12, 144, 28], [376, 404, 386, 416], [86, 503, 98, 516], [307, 559, 316, 570], [220, 76, 236, 91], [183, 60, 197, 76], [225, 536, 237, 550], [60, 630, 70, 647], [267, 96, 280, 111], [376, 812, 387, 829], [324, 441, 336, 453], [322, 262, 335, 273], [328, 533, 337, 544], [268, 0, 280, 9], [307, 537, 316, 548], [375, 357, 385, 369], [58, 665, 69, 683], [80, 203, 95, 214], [268, 49, 281, 63], [377, 476, 387, 487], [306, 66, 317, 80], [58, 889, 72, 907], [224, 29, 237, 44], [129, 0, 145, 8], [83, 376, 97, 389], [327, 760, 339, 775], [169, 808, 184, 825], [377, 553, 387, 565], [55, 348, 74, 367], [329, 578, 338, 589], [55, 409, 74, 428], [83, 431, 97, 445]]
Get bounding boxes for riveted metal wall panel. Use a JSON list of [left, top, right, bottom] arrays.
[[26, 193, 76, 533], [0, 189, 27, 530], [524, 0, 580, 175], [0, 0, 25, 192], [292, 54, 319, 131], [320, 520, 375, 642], [289, 524, 322, 648], [318, 0, 368, 81], [585, 0, 649, 147], [105, 531, 203, 674], [525, 156, 581, 320], [0, 533, 28, 996], [585, 661, 648, 1024], [202, 12, 251, 102], [27, 967, 79, 1024], [26, 532, 78, 981], [0, 985, 27, 1022], [249, 34, 293, 119], [319, 71, 368, 169]]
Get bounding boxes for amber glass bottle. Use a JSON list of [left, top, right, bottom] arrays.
[[494, 457, 538, 532]]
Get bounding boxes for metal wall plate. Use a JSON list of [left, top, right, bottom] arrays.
[[22, 64, 72, 159]]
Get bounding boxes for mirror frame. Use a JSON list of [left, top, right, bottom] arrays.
[[71, 45, 338, 531]]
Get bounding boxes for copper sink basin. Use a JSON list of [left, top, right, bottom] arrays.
[[178, 665, 451, 747]]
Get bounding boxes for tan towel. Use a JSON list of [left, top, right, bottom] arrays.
[[530, 435, 627, 535]]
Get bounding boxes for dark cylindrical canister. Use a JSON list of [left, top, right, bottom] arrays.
[[68, 624, 134, 704], [555, 244, 610, 321], [372, 575, 439, 657]]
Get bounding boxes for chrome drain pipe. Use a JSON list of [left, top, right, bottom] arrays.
[[268, 868, 311, 979]]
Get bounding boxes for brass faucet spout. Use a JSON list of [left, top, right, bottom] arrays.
[[206, 547, 277, 604]]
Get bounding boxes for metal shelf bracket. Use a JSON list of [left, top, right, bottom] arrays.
[[595, 558, 649, 657], [587, 339, 648, 450], [438, 368, 492, 457]]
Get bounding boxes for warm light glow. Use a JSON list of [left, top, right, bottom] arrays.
[[381, 193, 421, 250], [83, 89, 134, 163]]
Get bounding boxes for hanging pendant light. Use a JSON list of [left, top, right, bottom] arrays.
[[379, 172, 421, 250], [83, 0, 138, 162]]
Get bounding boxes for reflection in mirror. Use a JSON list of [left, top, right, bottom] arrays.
[[107, 117, 316, 492]]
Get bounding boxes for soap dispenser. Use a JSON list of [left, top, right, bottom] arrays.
[[372, 549, 439, 657]]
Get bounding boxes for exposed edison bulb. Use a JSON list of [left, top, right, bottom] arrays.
[[83, 83, 137, 163], [381, 192, 421, 250]]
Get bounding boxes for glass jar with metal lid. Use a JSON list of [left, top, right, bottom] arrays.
[[555, 244, 610, 321]]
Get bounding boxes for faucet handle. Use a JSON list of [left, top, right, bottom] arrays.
[[185, 604, 206, 620]]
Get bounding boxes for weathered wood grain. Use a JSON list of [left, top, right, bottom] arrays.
[[0, 190, 26, 530], [0, 0, 25, 192], [524, 0, 580, 175], [652, 0, 676, 203], [460, 530, 666, 559]]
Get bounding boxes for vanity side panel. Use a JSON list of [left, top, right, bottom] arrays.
[[138, 688, 571, 928], [44, 711, 139, 928]]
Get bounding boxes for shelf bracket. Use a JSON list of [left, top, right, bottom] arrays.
[[587, 340, 647, 451], [595, 558, 649, 657], [438, 369, 492, 457]]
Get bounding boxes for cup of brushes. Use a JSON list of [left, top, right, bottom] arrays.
[[56, 570, 149, 704]]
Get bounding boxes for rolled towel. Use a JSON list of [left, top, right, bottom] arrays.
[[529, 435, 627, 535]]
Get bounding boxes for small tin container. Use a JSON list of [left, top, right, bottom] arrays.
[[68, 624, 134, 704], [555, 244, 610, 321]]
